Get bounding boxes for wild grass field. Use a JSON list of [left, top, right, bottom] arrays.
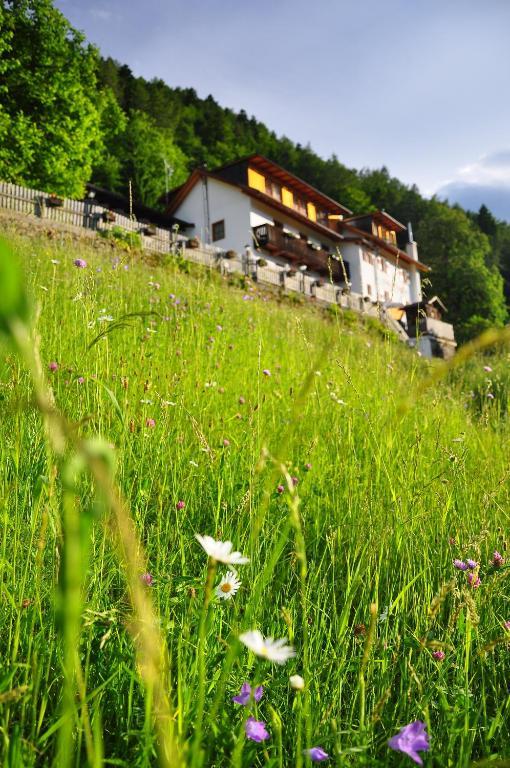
[[1, 224, 510, 768]]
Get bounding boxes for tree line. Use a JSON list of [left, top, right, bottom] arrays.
[[1, 0, 509, 341]]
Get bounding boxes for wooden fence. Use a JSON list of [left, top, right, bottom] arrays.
[[0, 179, 380, 319]]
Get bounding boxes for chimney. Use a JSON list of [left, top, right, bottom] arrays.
[[405, 221, 422, 303]]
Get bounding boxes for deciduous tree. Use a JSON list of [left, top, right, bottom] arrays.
[[0, 0, 102, 196]]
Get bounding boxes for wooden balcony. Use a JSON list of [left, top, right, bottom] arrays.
[[252, 224, 348, 281]]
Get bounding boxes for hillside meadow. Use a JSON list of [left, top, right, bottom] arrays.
[[1, 225, 510, 767]]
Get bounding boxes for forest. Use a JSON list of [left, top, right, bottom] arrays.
[[1, 0, 510, 341]]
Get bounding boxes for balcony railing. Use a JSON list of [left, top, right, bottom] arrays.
[[252, 224, 348, 281], [416, 316, 456, 342]]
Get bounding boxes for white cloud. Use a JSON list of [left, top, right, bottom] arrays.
[[435, 150, 510, 221], [455, 150, 510, 187]]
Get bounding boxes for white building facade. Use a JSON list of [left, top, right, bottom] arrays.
[[165, 155, 427, 305]]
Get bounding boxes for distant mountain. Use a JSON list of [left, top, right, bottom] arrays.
[[438, 182, 510, 223]]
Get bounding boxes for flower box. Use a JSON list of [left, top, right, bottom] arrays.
[[225, 249, 237, 260], [102, 210, 116, 223], [187, 237, 200, 249], [46, 194, 64, 208], [257, 258, 268, 267]]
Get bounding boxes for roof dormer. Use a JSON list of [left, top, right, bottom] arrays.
[[344, 211, 406, 245]]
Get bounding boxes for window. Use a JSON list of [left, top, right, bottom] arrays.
[[282, 187, 294, 208], [248, 168, 266, 193], [307, 202, 317, 221], [212, 220, 225, 241]]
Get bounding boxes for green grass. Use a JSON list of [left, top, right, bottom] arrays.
[[1, 226, 510, 767]]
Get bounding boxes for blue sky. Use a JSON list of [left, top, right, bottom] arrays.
[[55, 0, 510, 220]]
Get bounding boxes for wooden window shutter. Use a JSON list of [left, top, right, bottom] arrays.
[[281, 187, 294, 208], [248, 168, 266, 193]]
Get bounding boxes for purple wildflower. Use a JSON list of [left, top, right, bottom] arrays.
[[388, 721, 430, 766], [140, 572, 153, 586], [305, 463, 312, 471], [146, 418, 156, 428], [48, 361, 59, 372], [77, 376, 85, 384], [466, 559, 478, 570], [216, 324, 223, 331], [504, 620, 510, 631], [432, 650, 445, 661], [468, 573, 481, 588], [291, 476, 299, 487], [73, 258, 87, 268], [262, 369, 271, 376], [305, 747, 329, 762], [484, 365, 493, 372], [491, 550, 504, 568], [232, 682, 264, 706], [239, 396, 246, 405], [176, 500, 185, 511], [245, 717, 269, 742], [276, 484, 285, 494], [453, 559, 468, 571], [222, 438, 230, 447]]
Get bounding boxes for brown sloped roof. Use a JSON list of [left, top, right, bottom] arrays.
[[344, 210, 407, 232], [164, 168, 345, 242], [214, 154, 352, 215]]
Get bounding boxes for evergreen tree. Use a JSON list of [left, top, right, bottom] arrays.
[[476, 204, 498, 239]]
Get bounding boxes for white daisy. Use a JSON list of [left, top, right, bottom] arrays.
[[239, 630, 296, 664], [195, 534, 249, 565], [215, 572, 241, 600]]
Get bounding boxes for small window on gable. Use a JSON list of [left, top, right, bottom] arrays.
[[212, 220, 225, 242]]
